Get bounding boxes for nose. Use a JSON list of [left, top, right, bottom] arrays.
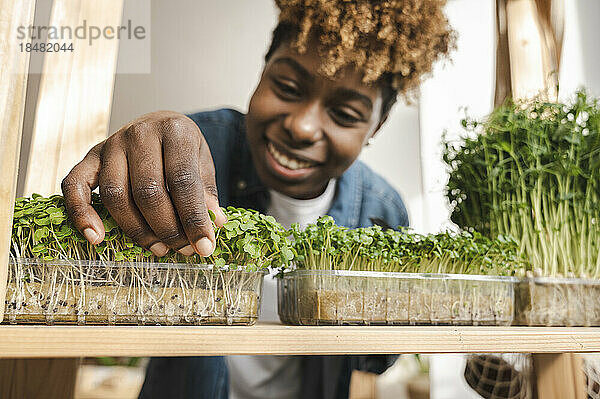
[[283, 102, 323, 144]]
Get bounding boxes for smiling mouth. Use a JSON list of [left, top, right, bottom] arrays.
[[267, 142, 318, 170]]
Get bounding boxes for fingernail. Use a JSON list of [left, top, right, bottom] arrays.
[[83, 228, 99, 244], [178, 245, 195, 257], [195, 237, 214, 257], [150, 242, 169, 257], [219, 208, 228, 223]]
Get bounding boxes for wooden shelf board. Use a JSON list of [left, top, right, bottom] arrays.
[[1, 323, 600, 358]]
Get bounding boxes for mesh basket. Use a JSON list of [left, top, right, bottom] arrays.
[[583, 354, 600, 399], [464, 354, 533, 399], [466, 354, 600, 399]]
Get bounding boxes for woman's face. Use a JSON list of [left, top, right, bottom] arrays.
[[245, 39, 385, 200]]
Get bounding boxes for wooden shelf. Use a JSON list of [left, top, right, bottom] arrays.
[[1, 323, 600, 358]]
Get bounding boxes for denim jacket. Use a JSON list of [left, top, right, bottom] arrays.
[[139, 108, 409, 399]]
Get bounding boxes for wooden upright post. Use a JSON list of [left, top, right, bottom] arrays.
[[533, 354, 586, 399], [22, 0, 124, 196], [0, 0, 36, 323], [495, 1, 584, 397], [495, 0, 564, 105]]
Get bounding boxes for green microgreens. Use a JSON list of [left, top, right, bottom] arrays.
[[444, 90, 600, 277], [290, 216, 523, 276], [11, 193, 293, 271]]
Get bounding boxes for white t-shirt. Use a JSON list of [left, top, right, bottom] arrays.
[[227, 179, 337, 399]]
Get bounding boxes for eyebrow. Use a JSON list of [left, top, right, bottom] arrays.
[[272, 57, 312, 81], [272, 57, 373, 111], [333, 88, 373, 112]]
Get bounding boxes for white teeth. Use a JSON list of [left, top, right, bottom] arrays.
[[268, 142, 314, 170]]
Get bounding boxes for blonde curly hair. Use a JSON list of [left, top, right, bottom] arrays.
[[268, 0, 455, 107]]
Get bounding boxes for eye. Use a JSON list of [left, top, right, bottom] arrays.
[[329, 107, 363, 126], [272, 78, 301, 99]]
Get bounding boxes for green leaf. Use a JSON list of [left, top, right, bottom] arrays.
[[240, 221, 255, 231], [31, 244, 45, 253], [282, 246, 294, 261], [50, 215, 66, 225], [33, 226, 49, 243], [46, 207, 64, 216], [270, 231, 281, 242], [500, 142, 511, 152], [33, 216, 51, 226], [224, 220, 239, 231], [103, 217, 118, 233], [243, 241, 259, 258]]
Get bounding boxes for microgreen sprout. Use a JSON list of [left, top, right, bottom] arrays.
[[10, 193, 293, 270], [290, 216, 523, 276], [444, 91, 600, 278]]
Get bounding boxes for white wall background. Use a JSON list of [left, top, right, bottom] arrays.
[[109, 0, 277, 123], [419, 0, 496, 235]]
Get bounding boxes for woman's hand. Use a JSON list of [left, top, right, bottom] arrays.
[[61, 111, 227, 257]]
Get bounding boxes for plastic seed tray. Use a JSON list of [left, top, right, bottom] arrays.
[[278, 270, 516, 326], [514, 276, 600, 326], [4, 258, 265, 325]]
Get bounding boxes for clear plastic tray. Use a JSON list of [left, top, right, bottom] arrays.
[[4, 258, 265, 325], [278, 270, 516, 326], [514, 276, 600, 326]]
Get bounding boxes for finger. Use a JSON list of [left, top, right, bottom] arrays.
[[198, 138, 227, 228], [163, 132, 216, 257], [125, 124, 190, 252], [99, 139, 168, 257], [61, 143, 105, 245]]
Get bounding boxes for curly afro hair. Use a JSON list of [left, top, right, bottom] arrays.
[[267, 0, 456, 111]]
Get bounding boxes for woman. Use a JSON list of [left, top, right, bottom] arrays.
[[62, 1, 454, 398]]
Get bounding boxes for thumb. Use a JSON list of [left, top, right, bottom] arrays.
[[205, 191, 227, 228]]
